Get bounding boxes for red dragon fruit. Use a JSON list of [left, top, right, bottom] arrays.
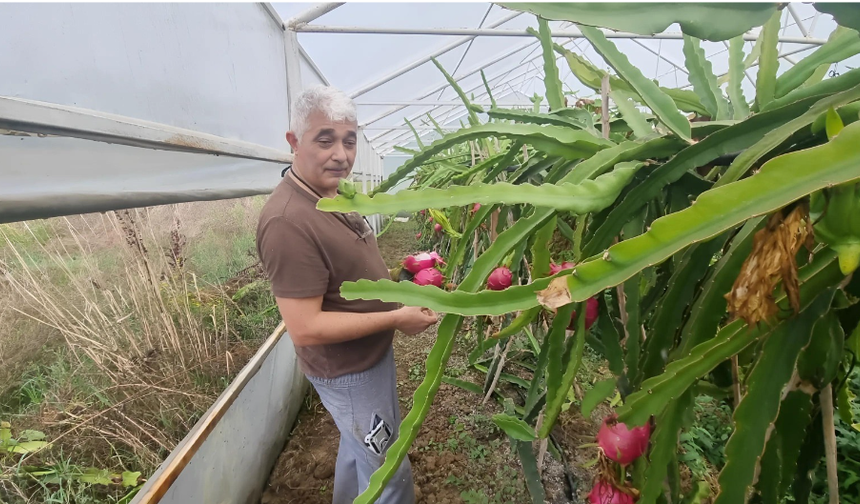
[[569, 297, 600, 331], [487, 267, 513, 290], [403, 253, 436, 274], [428, 251, 446, 265], [413, 268, 443, 287], [549, 261, 576, 276], [403, 252, 444, 274], [597, 414, 651, 466], [588, 480, 634, 504]]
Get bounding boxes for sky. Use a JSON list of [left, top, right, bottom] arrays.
[[271, 3, 856, 178]]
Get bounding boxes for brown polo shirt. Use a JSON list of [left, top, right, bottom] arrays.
[[256, 175, 396, 379]]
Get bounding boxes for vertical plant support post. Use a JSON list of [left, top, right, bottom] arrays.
[[821, 384, 840, 504], [601, 74, 611, 139]]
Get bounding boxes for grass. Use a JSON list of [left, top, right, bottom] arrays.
[[0, 197, 280, 503], [376, 218, 419, 270]]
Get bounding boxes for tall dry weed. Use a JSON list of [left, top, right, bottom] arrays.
[[0, 198, 267, 479]]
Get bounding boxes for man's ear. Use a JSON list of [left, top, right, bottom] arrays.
[[286, 131, 300, 151]]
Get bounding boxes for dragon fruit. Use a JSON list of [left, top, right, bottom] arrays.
[[569, 297, 600, 331], [487, 267, 513, 290], [413, 268, 443, 287], [597, 414, 651, 465], [403, 253, 436, 274], [549, 261, 576, 276], [588, 481, 634, 504]]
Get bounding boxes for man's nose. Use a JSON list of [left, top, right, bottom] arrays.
[[331, 142, 347, 162]]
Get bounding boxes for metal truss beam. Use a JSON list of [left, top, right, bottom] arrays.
[[369, 36, 582, 150], [295, 24, 827, 46], [360, 38, 540, 128], [0, 95, 293, 163], [369, 63, 538, 147], [287, 3, 344, 29], [374, 67, 543, 154], [348, 11, 523, 99]]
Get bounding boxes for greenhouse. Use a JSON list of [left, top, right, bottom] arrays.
[[1, 2, 860, 504]]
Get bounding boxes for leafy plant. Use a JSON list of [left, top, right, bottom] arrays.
[[1, 421, 48, 455], [1, 421, 143, 502], [679, 396, 733, 478], [319, 5, 860, 503], [811, 370, 860, 503]]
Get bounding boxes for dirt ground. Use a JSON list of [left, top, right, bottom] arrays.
[[260, 222, 606, 504]]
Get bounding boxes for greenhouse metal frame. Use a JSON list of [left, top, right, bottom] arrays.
[[0, 3, 846, 503]]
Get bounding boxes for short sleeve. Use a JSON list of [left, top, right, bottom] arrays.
[[257, 216, 329, 298]]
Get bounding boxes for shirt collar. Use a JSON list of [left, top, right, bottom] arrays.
[[285, 172, 320, 203]]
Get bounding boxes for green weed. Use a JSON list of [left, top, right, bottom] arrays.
[[187, 229, 257, 285], [460, 489, 490, 504], [679, 395, 733, 479], [408, 362, 423, 382], [227, 280, 280, 342], [0, 222, 52, 250]]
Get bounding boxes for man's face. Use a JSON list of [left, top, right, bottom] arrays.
[[287, 109, 357, 195]]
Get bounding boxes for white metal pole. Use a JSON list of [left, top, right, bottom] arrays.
[[369, 57, 545, 148], [630, 39, 689, 75], [372, 36, 593, 152], [284, 30, 304, 152], [367, 126, 541, 131], [357, 101, 537, 107], [348, 11, 523, 99], [294, 24, 827, 46], [373, 76, 535, 153], [361, 30, 586, 134], [366, 47, 543, 142], [259, 2, 285, 30], [287, 3, 345, 29], [260, 3, 331, 87], [375, 62, 553, 154], [373, 78, 534, 154], [679, 43, 825, 92], [359, 38, 541, 127], [808, 11, 821, 36], [0, 95, 293, 163], [787, 4, 809, 38], [299, 45, 331, 86], [370, 147, 378, 221], [362, 141, 368, 194]]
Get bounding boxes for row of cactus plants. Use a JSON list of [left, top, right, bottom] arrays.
[[320, 3, 860, 503]]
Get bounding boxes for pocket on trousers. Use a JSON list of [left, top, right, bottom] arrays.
[[360, 411, 394, 460]]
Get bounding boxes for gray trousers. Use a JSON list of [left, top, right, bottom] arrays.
[[306, 347, 415, 504]]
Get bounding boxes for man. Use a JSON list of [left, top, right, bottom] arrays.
[[257, 85, 437, 504]]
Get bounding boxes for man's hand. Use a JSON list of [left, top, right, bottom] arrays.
[[276, 296, 439, 346], [393, 306, 438, 335]]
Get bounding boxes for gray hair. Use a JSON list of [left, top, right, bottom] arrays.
[[290, 85, 357, 142]]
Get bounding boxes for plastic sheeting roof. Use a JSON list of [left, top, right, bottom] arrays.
[[273, 2, 859, 165]]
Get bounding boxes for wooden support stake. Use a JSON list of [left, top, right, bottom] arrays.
[[731, 355, 742, 408], [483, 336, 514, 405], [601, 74, 611, 140], [821, 384, 840, 504]]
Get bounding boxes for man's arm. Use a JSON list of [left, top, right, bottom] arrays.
[[276, 295, 437, 347]]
